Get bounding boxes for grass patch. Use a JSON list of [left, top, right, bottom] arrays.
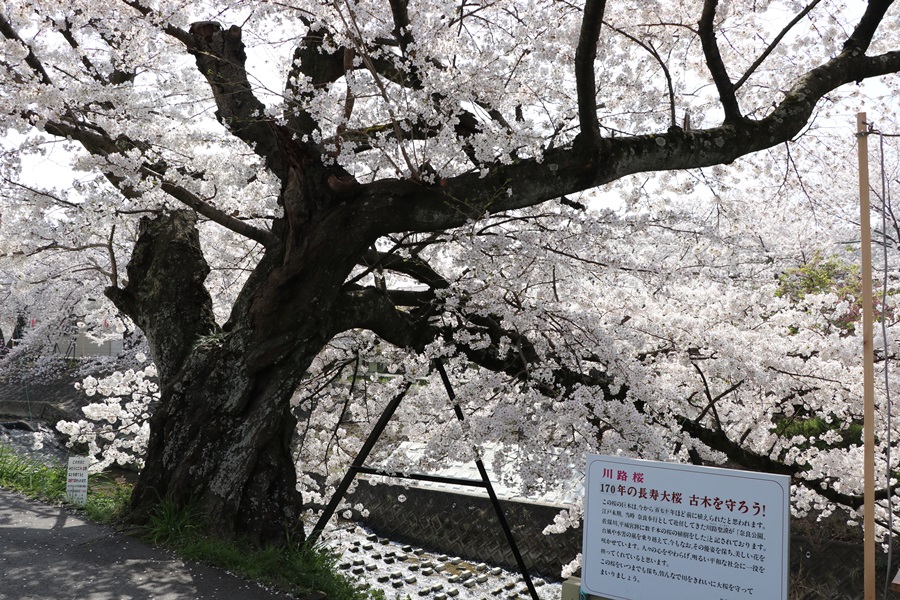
[[144, 495, 204, 545], [181, 537, 365, 599], [0, 443, 68, 499], [0, 442, 132, 525], [83, 474, 133, 524]]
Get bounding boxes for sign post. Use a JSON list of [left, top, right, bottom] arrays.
[[582, 455, 790, 600], [856, 111, 876, 600], [65, 456, 89, 506]]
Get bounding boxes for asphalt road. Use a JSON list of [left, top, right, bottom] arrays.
[[0, 488, 295, 600]]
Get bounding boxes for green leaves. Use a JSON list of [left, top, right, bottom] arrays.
[[776, 252, 860, 303]]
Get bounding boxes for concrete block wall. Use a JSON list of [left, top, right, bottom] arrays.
[[347, 478, 582, 580]]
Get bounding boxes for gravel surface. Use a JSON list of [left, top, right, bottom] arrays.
[[322, 525, 562, 600]]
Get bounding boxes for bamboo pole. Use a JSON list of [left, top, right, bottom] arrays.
[[858, 111, 876, 600]]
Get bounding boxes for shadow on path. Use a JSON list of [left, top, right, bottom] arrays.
[[0, 488, 293, 600]]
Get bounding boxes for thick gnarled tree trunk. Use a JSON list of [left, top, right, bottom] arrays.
[[133, 344, 310, 545], [105, 211, 336, 545]]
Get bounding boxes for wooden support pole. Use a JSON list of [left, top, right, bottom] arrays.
[[858, 111, 876, 600]]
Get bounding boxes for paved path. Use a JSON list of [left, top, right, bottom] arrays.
[[0, 488, 293, 600]]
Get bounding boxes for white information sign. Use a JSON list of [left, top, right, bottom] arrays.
[[66, 456, 89, 506], [582, 455, 789, 600]]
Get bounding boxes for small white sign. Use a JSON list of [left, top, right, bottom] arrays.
[[582, 455, 789, 600], [66, 456, 89, 506]]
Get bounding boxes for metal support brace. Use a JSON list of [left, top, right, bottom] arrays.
[[433, 358, 540, 600], [309, 380, 413, 543], [308, 359, 540, 600]]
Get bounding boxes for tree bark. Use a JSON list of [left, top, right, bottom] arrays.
[[132, 342, 309, 545], [105, 211, 322, 545]]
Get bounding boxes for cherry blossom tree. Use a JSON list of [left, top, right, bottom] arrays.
[[1, 0, 899, 547]]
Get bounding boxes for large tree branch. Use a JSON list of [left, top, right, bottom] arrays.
[[324, 119, 439, 154], [573, 0, 607, 151], [678, 417, 888, 509], [388, 0, 415, 56], [844, 0, 895, 54], [185, 20, 366, 199], [371, 289, 890, 513], [283, 19, 507, 169], [332, 276, 883, 512], [333, 281, 612, 398], [1, 11, 275, 247], [152, 173, 278, 248], [56, 22, 102, 84], [121, 3, 362, 163], [283, 20, 429, 142], [0, 13, 52, 84], [363, 47, 900, 237], [104, 211, 219, 383], [187, 22, 284, 178], [329, 286, 434, 351], [40, 118, 277, 246], [285, 30, 348, 142], [385, 0, 432, 92], [698, 0, 742, 122], [118, 0, 194, 46], [357, 249, 451, 290]]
